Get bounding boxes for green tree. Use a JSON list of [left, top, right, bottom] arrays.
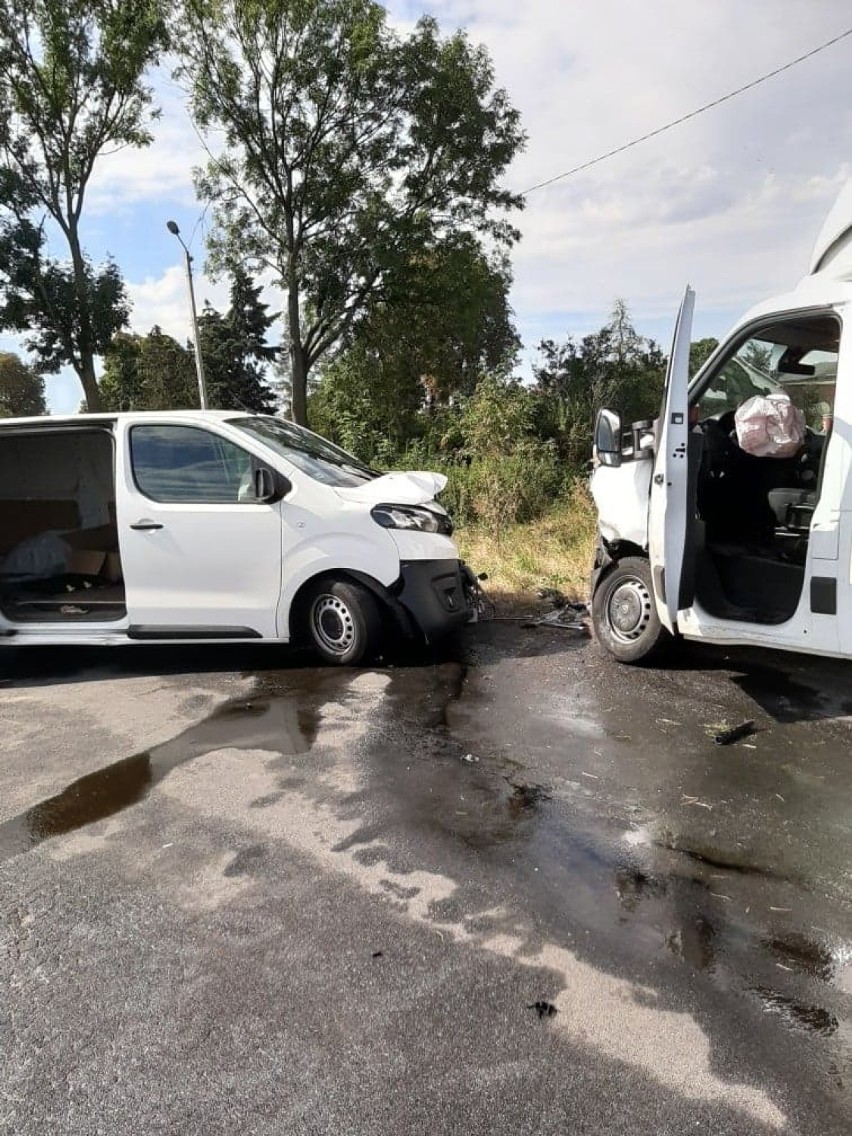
[[690, 337, 718, 376], [99, 327, 196, 411], [178, 0, 524, 425], [309, 235, 518, 456], [0, 0, 168, 410], [0, 350, 46, 416], [534, 300, 667, 467], [198, 268, 278, 412]]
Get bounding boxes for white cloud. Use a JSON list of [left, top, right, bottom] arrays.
[[83, 84, 201, 214], [126, 265, 283, 345], [398, 0, 852, 339]]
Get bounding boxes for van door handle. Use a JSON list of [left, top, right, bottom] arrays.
[[130, 520, 164, 531]]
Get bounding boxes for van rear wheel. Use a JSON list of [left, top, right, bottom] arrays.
[[592, 556, 671, 665], [302, 579, 382, 666]]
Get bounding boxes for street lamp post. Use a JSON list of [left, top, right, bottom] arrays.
[[166, 220, 209, 410]]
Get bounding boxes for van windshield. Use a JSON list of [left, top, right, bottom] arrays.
[[229, 416, 378, 487]]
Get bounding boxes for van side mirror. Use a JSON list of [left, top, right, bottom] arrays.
[[594, 408, 623, 467], [253, 466, 290, 502]]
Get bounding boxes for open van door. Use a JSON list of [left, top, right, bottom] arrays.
[[648, 286, 695, 634]]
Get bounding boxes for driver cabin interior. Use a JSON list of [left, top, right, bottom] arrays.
[[688, 313, 838, 624]]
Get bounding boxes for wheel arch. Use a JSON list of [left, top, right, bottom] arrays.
[[287, 568, 414, 641], [591, 537, 648, 597]]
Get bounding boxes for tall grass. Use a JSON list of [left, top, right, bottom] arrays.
[[455, 479, 597, 611]]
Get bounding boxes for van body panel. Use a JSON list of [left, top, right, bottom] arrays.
[[277, 530, 401, 639], [809, 181, 852, 277], [591, 458, 651, 549]]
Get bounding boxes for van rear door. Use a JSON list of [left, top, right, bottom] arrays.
[[648, 286, 695, 634]]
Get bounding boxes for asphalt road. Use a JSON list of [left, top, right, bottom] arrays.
[[1, 625, 850, 1135]]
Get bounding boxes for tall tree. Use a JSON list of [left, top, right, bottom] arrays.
[[198, 268, 278, 412], [178, 0, 524, 424], [0, 0, 168, 410], [0, 350, 46, 416], [690, 337, 719, 376], [99, 327, 197, 411], [534, 301, 667, 468], [309, 234, 519, 456]]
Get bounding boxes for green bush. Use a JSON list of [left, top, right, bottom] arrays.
[[380, 374, 564, 529]]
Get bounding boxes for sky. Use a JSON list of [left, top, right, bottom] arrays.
[[3, 0, 852, 413]]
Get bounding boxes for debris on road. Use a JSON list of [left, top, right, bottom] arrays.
[[461, 752, 479, 763], [714, 720, 757, 746], [506, 779, 552, 808], [681, 794, 713, 810], [536, 587, 570, 607], [520, 608, 590, 632], [527, 1000, 558, 1019]]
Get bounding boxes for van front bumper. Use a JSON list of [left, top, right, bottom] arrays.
[[393, 558, 473, 643]]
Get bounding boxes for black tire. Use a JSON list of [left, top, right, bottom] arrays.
[[591, 556, 671, 665], [301, 578, 383, 666]]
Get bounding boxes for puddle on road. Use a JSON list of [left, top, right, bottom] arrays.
[[0, 671, 335, 862]]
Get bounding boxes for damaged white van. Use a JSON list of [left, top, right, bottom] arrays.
[[0, 413, 473, 663], [590, 183, 852, 664]]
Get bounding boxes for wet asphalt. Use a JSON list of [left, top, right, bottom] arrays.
[[0, 624, 850, 1135]]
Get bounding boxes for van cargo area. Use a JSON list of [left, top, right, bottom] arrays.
[[0, 429, 125, 623]]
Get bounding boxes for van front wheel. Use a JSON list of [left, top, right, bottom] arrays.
[[302, 579, 383, 666], [592, 556, 671, 665]]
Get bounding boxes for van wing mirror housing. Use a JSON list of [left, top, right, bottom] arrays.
[[254, 466, 291, 503], [594, 408, 623, 467]]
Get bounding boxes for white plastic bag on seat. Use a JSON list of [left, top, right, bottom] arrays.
[[734, 393, 806, 458]]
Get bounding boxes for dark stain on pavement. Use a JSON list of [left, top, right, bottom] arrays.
[[654, 837, 781, 878], [762, 933, 836, 981], [752, 986, 839, 1036], [0, 674, 334, 862]]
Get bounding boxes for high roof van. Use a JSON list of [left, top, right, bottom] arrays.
[[590, 182, 852, 664], [0, 412, 473, 664]]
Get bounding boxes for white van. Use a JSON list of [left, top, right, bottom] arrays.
[[0, 412, 473, 663], [590, 182, 852, 664]]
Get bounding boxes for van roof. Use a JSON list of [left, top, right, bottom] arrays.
[[0, 409, 252, 428]]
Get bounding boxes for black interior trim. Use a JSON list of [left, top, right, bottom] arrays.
[[810, 576, 837, 616], [128, 625, 262, 640]]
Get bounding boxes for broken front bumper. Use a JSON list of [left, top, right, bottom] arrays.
[[393, 558, 474, 644]]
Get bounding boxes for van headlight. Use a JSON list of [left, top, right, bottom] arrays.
[[370, 503, 453, 536]]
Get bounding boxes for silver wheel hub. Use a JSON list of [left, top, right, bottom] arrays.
[[311, 595, 356, 655], [607, 577, 652, 643]]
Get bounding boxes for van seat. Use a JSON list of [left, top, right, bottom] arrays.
[[768, 488, 816, 527]]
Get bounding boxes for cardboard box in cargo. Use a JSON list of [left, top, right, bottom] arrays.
[[67, 549, 106, 577], [103, 552, 122, 583]]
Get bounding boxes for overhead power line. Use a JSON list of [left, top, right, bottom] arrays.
[[523, 26, 852, 195]]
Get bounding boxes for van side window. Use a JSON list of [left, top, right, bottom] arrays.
[[130, 425, 255, 503]]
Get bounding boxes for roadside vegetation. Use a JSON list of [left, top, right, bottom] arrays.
[[457, 487, 598, 609]]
